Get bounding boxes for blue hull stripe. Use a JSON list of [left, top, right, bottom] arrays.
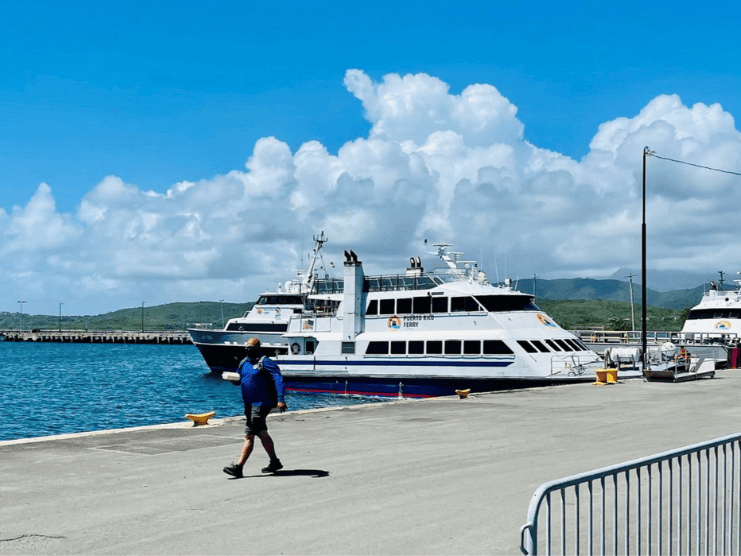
[[278, 359, 515, 369]]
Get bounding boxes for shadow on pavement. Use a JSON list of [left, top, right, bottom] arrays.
[[243, 469, 330, 478]]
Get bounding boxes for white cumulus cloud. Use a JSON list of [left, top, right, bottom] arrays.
[[1, 70, 740, 316]]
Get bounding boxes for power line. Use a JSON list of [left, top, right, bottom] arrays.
[[647, 152, 741, 177]]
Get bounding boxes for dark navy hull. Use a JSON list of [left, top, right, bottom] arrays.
[[192, 342, 286, 373], [282, 375, 587, 398]]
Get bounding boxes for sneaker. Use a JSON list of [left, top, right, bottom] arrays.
[[223, 463, 243, 478], [262, 459, 283, 473]]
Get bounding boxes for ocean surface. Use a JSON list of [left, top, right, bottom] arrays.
[[0, 342, 388, 442]]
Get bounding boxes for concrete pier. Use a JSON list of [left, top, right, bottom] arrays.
[[1, 370, 741, 555], [0, 329, 192, 344]]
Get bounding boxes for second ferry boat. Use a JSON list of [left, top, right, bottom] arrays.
[[273, 242, 610, 397]]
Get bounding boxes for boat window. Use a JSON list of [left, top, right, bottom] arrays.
[[379, 299, 395, 315], [390, 341, 406, 355], [686, 308, 741, 320], [483, 340, 514, 355], [226, 323, 289, 333], [555, 339, 572, 351], [451, 297, 481, 312], [366, 299, 378, 316], [445, 340, 462, 355], [257, 295, 303, 305], [474, 295, 540, 312], [530, 340, 550, 353], [463, 340, 481, 355], [545, 339, 563, 351], [366, 341, 389, 355], [342, 342, 355, 354], [432, 297, 449, 313], [408, 341, 424, 355], [564, 339, 582, 351], [575, 339, 589, 351], [413, 296, 431, 314], [517, 340, 538, 354], [397, 298, 413, 315], [306, 340, 316, 355], [427, 340, 443, 354]]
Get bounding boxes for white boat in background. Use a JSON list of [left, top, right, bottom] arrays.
[[188, 233, 330, 372], [682, 276, 741, 341], [273, 242, 627, 398]]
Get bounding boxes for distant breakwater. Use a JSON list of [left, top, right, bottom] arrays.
[[0, 329, 193, 344]]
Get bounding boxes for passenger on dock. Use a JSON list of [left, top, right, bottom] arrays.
[[223, 337, 287, 479]]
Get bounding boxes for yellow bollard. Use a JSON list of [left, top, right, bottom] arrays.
[[185, 411, 216, 426]]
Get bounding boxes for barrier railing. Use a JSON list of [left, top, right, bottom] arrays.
[[520, 433, 741, 555], [574, 330, 739, 347]]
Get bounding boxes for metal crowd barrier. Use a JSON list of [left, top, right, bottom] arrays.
[[520, 433, 741, 555]]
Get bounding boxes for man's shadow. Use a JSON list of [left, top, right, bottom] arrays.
[[243, 469, 330, 479]]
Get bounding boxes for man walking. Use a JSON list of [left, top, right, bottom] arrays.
[[223, 337, 287, 478]]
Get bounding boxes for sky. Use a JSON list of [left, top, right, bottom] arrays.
[[2, 0, 741, 316]]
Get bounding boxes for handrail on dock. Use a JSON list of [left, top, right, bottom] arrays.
[[520, 432, 741, 555]]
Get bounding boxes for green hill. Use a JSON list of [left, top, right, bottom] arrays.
[[0, 277, 710, 332], [517, 278, 705, 310], [0, 302, 254, 331]]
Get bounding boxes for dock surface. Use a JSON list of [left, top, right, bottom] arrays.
[[2, 370, 740, 555]]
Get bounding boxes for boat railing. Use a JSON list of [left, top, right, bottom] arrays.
[[550, 353, 601, 377], [311, 272, 460, 295]]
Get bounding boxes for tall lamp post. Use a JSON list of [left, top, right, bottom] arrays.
[[18, 300, 26, 331], [642, 146, 654, 372], [59, 302, 64, 332], [141, 301, 146, 332]]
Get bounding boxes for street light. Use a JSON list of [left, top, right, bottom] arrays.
[[141, 301, 146, 332], [18, 300, 26, 331], [59, 302, 64, 332], [642, 146, 655, 372]]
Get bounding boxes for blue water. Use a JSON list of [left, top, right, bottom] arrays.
[[0, 342, 387, 442]]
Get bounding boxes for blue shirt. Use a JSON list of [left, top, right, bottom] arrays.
[[238, 356, 286, 408]]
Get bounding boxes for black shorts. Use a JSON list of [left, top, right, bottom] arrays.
[[244, 404, 272, 436]]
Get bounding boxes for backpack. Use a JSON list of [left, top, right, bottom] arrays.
[[256, 356, 279, 409]]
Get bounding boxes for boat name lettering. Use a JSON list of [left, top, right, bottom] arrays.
[[403, 315, 434, 326]]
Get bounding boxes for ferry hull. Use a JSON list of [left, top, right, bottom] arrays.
[[191, 342, 286, 373], [282, 373, 594, 398]]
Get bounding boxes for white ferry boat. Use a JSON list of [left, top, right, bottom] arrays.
[[681, 276, 741, 341], [680, 275, 740, 364], [274, 243, 611, 398], [188, 233, 329, 372]]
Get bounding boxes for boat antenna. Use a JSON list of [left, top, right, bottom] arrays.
[[719, 270, 725, 291], [494, 256, 500, 285]]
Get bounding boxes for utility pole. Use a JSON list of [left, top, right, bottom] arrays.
[[59, 302, 64, 332], [625, 273, 636, 333], [141, 301, 146, 332], [533, 273, 537, 300]]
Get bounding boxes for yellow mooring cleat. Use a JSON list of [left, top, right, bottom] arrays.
[[185, 411, 216, 426]]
